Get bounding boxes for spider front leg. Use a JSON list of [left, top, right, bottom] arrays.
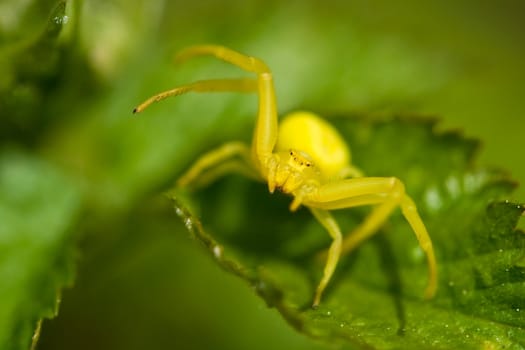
[[306, 177, 437, 301], [133, 78, 258, 114], [175, 141, 260, 190], [177, 45, 279, 172], [132, 77, 263, 189], [133, 45, 280, 179]]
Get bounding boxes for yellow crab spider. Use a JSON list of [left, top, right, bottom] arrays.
[[133, 45, 437, 307]]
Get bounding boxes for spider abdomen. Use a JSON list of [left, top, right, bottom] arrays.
[[276, 111, 352, 180]]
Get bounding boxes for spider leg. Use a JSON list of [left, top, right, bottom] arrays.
[[133, 78, 258, 113], [135, 45, 277, 174], [176, 141, 259, 189], [174, 45, 271, 73], [177, 45, 278, 171], [399, 195, 437, 299], [309, 208, 343, 308], [305, 177, 437, 299], [182, 160, 261, 190]]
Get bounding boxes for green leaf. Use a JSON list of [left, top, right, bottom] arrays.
[[170, 115, 525, 349], [0, 151, 81, 350]]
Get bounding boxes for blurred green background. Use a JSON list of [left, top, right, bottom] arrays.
[[1, 0, 524, 349]]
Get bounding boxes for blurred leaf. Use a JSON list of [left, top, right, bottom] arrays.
[[0, 150, 81, 350], [0, 1, 68, 143], [171, 115, 525, 349]]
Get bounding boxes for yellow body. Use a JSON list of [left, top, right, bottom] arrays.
[[134, 45, 437, 307], [277, 111, 352, 180]]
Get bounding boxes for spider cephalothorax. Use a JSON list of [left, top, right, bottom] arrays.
[[134, 45, 437, 307], [267, 149, 320, 193]]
